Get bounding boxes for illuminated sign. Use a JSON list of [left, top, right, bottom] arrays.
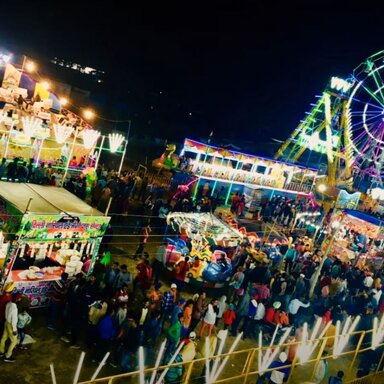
[[298, 131, 339, 153], [330, 77, 353, 93]]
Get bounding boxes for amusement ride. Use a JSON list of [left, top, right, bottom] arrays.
[[275, 50, 384, 203]]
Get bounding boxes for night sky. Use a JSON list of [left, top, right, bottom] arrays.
[[1, 1, 384, 152]]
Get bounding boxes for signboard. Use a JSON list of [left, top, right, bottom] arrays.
[[298, 131, 339, 154], [0, 197, 22, 237], [14, 279, 56, 308], [330, 76, 353, 93], [336, 190, 361, 210], [17, 214, 110, 241]]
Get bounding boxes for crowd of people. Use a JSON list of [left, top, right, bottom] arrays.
[[1, 215, 383, 383]]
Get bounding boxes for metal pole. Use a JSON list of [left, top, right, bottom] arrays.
[[35, 138, 45, 168], [3, 121, 13, 159], [285, 356, 298, 384], [348, 331, 366, 376], [183, 361, 195, 384], [95, 135, 105, 169], [104, 197, 113, 216], [127, 120, 131, 143], [61, 126, 79, 187], [310, 337, 328, 381], [375, 351, 384, 373], [117, 140, 128, 176], [242, 349, 256, 384]]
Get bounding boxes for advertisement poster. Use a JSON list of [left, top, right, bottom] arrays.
[[17, 214, 110, 241], [0, 197, 22, 237], [336, 190, 361, 210], [14, 279, 56, 308]]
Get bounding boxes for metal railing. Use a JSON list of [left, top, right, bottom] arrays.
[[78, 327, 384, 384], [347, 371, 384, 384]]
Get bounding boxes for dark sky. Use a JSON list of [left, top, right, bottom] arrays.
[[1, 1, 384, 151]]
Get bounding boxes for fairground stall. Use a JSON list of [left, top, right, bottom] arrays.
[[165, 212, 244, 288], [0, 62, 127, 189], [323, 209, 384, 270], [179, 138, 318, 211], [0, 182, 110, 307]]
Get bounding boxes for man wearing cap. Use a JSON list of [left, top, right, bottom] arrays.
[[0, 282, 15, 334], [295, 274, 307, 298], [0, 293, 22, 362], [171, 298, 186, 325], [181, 331, 197, 362], [160, 284, 178, 330]]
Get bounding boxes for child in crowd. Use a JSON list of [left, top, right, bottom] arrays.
[[222, 304, 236, 330], [17, 308, 32, 350]]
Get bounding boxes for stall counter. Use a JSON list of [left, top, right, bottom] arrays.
[[8, 266, 65, 308]]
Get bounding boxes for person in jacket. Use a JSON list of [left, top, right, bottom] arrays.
[[216, 295, 227, 326], [86, 297, 108, 348], [48, 272, 69, 330], [266, 352, 291, 384], [223, 304, 236, 330], [147, 282, 162, 310], [120, 317, 141, 372], [231, 292, 250, 336], [182, 299, 194, 338], [161, 284, 178, 330], [96, 306, 117, 363], [114, 264, 132, 291], [0, 294, 22, 362], [0, 282, 15, 334], [199, 298, 219, 337], [190, 290, 206, 332], [143, 310, 162, 346], [174, 256, 190, 292], [165, 312, 184, 358], [180, 331, 197, 362]]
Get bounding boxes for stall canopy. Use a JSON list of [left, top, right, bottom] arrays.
[[0, 181, 103, 216]]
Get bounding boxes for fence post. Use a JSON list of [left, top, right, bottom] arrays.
[[243, 349, 256, 384], [286, 356, 298, 384], [310, 337, 328, 381], [375, 351, 384, 373], [242, 350, 252, 375], [184, 360, 195, 384], [348, 331, 366, 376]]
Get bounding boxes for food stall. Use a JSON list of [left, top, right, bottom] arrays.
[[0, 181, 110, 307], [165, 212, 243, 288], [323, 209, 384, 269]]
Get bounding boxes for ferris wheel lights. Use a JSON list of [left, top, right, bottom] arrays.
[[330, 77, 353, 93]]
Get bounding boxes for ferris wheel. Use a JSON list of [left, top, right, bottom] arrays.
[[347, 51, 384, 187]]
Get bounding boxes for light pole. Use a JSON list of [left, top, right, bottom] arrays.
[[117, 120, 131, 176], [61, 127, 79, 187], [118, 139, 128, 176]]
